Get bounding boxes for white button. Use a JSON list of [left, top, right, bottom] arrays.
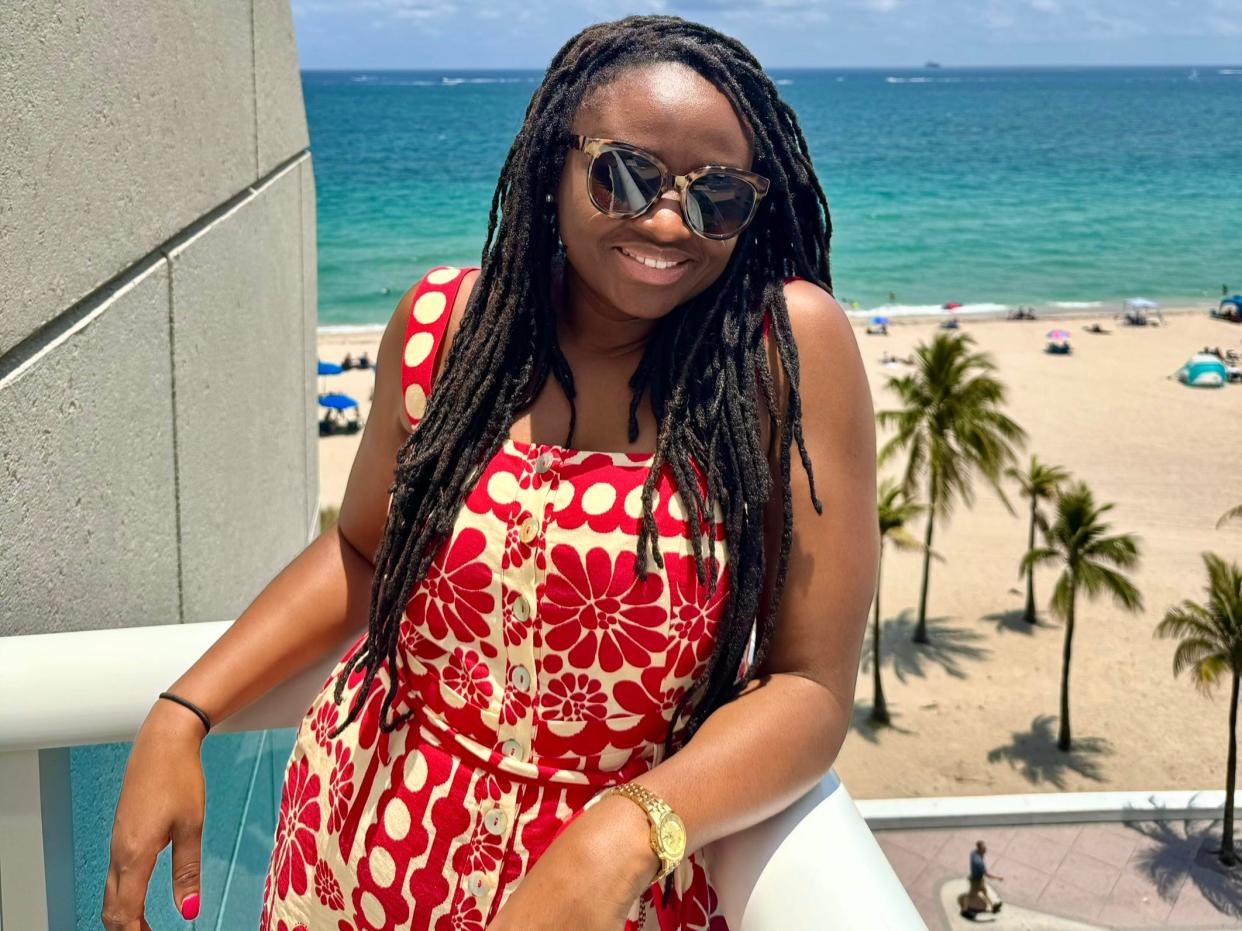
[[518, 518, 539, 544], [500, 738, 524, 760], [512, 594, 531, 622], [484, 808, 508, 835], [534, 453, 553, 474], [509, 664, 531, 691], [468, 871, 488, 896]]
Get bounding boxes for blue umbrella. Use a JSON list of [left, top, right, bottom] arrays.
[[318, 360, 344, 376], [871, 315, 890, 326], [318, 392, 358, 410]]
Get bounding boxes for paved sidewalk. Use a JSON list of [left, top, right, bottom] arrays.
[[875, 819, 1242, 930]]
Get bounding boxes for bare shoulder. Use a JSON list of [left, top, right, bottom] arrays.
[[784, 278, 870, 441], [762, 279, 861, 418]]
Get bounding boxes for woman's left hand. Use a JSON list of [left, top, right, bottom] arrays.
[[485, 795, 657, 930]]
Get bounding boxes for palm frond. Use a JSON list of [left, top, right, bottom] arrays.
[[1156, 553, 1242, 696], [1217, 505, 1242, 530]]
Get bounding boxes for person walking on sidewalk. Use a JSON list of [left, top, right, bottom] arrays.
[[959, 840, 1004, 918]]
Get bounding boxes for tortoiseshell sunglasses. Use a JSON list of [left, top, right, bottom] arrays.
[[570, 135, 771, 241]]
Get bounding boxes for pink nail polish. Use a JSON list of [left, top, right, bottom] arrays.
[[180, 893, 200, 921]]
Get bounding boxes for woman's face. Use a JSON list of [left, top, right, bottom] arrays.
[[556, 62, 754, 321]]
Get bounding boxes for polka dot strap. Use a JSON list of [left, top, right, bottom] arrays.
[[400, 266, 479, 429]]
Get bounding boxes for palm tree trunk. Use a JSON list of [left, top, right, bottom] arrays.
[[914, 479, 936, 644], [872, 547, 889, 725], [1057, 584, 1075, 751], [1024, 497, 1037, 624], [1222, 671, 1239, 866]]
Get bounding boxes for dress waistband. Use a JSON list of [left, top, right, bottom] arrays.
[[410, 703, 657, 791]]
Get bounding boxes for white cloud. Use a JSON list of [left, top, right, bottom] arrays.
[[366, 0, 457, 18]]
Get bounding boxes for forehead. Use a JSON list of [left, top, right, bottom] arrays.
[[574, 62, 752, 168]]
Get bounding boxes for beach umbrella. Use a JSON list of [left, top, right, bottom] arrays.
[[1046, 329, 1070, 340], [318, 392, 358, 410], [943, 302, 962, 311], [318, 360, 344, 375], [871, 315, 890, 326]]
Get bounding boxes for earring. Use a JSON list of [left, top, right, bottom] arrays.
[[545, 193, 555, 204]]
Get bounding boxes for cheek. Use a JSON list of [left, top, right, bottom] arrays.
[[555, 173, 598, 250]]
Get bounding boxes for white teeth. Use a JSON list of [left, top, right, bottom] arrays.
[[620, 248, 684, 270]]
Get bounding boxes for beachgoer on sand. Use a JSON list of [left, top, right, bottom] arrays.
[[958, 840, 1004, 918], [101, 15, 877, 931]]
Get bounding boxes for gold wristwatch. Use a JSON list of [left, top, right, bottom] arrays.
[[597, 782, 687, 883]]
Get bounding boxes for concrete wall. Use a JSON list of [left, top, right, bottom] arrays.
[[0, 0, 318, 636]]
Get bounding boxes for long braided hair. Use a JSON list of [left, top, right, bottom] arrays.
[[331, 15, 832, 754]]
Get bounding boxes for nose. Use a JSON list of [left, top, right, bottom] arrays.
[[639, 190, 693, 242]]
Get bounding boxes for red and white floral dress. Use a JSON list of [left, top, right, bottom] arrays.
[[262, 266, 731, 931]]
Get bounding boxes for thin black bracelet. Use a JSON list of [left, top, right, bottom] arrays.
[[158, 691, 213, 734]]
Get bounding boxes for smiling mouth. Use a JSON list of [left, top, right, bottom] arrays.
[[617, 247, 689, 270]]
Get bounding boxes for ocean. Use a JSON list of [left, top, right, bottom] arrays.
[[303, 67, 1242, 328]]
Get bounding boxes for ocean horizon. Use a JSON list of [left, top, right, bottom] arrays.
[[304, 65, 1242, 327]]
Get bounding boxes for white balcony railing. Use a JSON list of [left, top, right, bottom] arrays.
[[0, 622, 925, 931]]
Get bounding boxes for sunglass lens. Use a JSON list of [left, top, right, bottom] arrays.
[[686, 173, 757, 238], [588, 148, 663, 215]]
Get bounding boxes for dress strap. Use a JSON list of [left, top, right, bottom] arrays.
[[400, 266, 479, 429]]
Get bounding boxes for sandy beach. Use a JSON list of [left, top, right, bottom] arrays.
[[316, 303, 1242, 799]]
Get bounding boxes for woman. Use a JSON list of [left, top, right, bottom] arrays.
[[103, 15, 877, 931]]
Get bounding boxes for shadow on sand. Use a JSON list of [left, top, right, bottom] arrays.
[[981, 608, 1042, 636], [873, 610, 991, 683], [986, 714, 1113, 789], [849, 700, 916, 744]]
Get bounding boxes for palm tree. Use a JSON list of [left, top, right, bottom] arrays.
[[1024, 482, 1143, 751], [1155, 554, 1242, 866], [872, 479, 927, 725], [1007, 455, 1070, 625], [878, 332, 1026, 644], [1219, 506, 1242, 529]]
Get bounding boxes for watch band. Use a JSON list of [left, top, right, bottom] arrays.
[[598, 782, 685, 883]]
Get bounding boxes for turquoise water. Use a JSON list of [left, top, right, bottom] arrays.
[[305, 67, 1242, 326]]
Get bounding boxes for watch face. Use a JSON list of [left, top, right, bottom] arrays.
[[657, 812, 687, 860]]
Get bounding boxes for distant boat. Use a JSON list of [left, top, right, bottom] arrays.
[[924, 60, 942, 69], [1189, 68, 1200, 81]]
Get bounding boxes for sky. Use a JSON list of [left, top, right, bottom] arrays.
[[291, 0, 1242, 70]]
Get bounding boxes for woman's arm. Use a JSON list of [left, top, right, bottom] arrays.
[[163, 269, 480, 726], [490, 280, 879, 918], [102, 272, 477, 930], [620, 280, 878, 854], [160, 282, 429, 728]]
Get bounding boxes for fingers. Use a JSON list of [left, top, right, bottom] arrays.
[[102, 844, 156, 931], [170, 816, 204, 920]]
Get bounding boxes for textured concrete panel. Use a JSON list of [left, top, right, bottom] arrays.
[[170, 161, 311, 623], [0, 260, 180, 635], [0, 0, 256, 357], [300, 157, 320, 532], [255, 0, 310, 175]]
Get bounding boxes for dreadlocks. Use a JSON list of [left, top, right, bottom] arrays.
[[331, 15, 831, 756]]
